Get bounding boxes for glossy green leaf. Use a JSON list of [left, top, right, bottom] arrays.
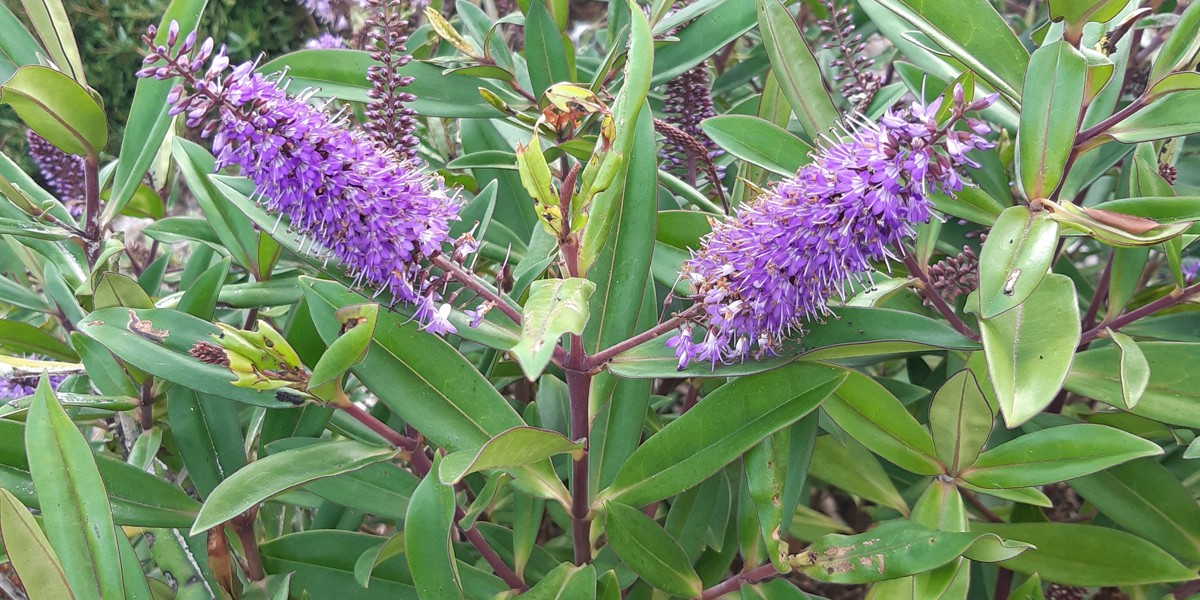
[[1017, 41, 1086, 200], [25, 378, 123, 600], [959, 423, 1162, 489], [977, 206, 1060, 318], [1048, 0, 1127, 31], [258, 49, 514, 117], [823, 370, 942, 475], [1149, 0, 1200, 82], [0, 65, 105, 156], [609, 307, 978, 378], [512, 278, 595, 379], [604, 502, 702, 598], [166, 388, 246, 500], [191, 441, 398, 535], [353, 532, 405, 588], [1065, 341, 1200, 427], [1103, 91, 1200, 144], [15, 0, 85, 84], [745, 431, 790, 571], [0, 3, 45, 71], [800, 520, 1030, 584], [171, 140, 258, 272], [700, 114, 812, 176], [260, 531, 419, 597], [107, 0, 208, 219], [929, 369, 994, 473], [524, 0, 571, 99], [439, 426, 583, 485], [1106, 329, 1149, 409], [267, 438, 417, 521], [600, 363, 845, 506], [874, 0, 1029, 102], [406, 454, 465, 599], [809, 436, 909, 515], [971, 522, 1196, 586], [0, 488, 73, 600], [521, 562, 596, 600], [1068, 459, 1200, 563], [77, 307, 282, 408], [756, 0, 838, 141], [0, 320, 75, 361], [651, 0, 756, 85], [308, 303, 378, 402], [975, 273, 1080, 427]]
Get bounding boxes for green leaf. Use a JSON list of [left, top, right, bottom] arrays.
[[975, 273, 1080, 427], [25, 378, 123, 600], [308, 303, 378, 402], [77, 307, 282, 408], [259, 50, 514, 118], [166, 388, 246, 500], [1106, 329, 1149, 409], [107, 0, 207, 219], [609, 306, 978, 378], [929, 369, 994, 473], [1048, 0, 1128, 32], [959, 423, 1162, 489], [977, 206, 1061, 318], [512, 278, 596, 380], [599, 363, 845, 506], [800, 521, 1030, 584], [520, 563, 596, 600], [604, 502, 702, 598], [0, 320, 76, 361], [15, 0, 85, 84], [0, 65, 105, 156], [1103, 91, 1200, 144], [1149, 0, 1200, 82], [809, 436, 909, 515], [700, 114, 812, 176], [970, 522, 1196, 586], [1018, 41, 1086, 200], [651, 0, 757, 85], [824, 371, 942, 475], [261, 531, 419, 598], [191, 440, 398, 535], [523, 0, 571, 99], [1064, 341, 1200, 427], [406, 454, 465, 599], [0, 488, 74, 600], [755, 0, 838, 141], [1068, 459, 1200, 563], [439, 426, 583, 485], [0, 3, 45, 71], [1009, 574, 1045, 600], [745, 431, 791, 571], [266, 438, 417, 521], [353, 532, 405, 588], [171, 140, 258, 272], [175, 257, 229, 320]]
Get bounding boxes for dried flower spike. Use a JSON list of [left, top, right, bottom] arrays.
[[138, 22, 463, 334], [668, 88, 997, 369]]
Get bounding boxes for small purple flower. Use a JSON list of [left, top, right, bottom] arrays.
[[297, 0, 367, 31], [668, 88, 996, 369], [1182, 257, 1200, 284], [0, 369, 65, 400], [304, 32, 348, 49], [26, 131, 86, 217], [138, 23, 465, 333]]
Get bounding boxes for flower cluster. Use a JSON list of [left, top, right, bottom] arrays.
[[0, 367, 64, 400], [26, 131, 85, 217], [660, 64, 725, 184], [818, 0, 883, 111], [364, 0, 420, 159], [297, 0, 366, 31], [138, 21, 463, 333], [921, 241, 981, 305], [668, 88, 996, 369], [304, 32, 348, 49]]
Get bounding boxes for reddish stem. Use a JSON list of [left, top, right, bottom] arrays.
[[699, 563, 779, 599]]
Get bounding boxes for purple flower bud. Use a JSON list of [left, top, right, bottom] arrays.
[[166, 20, 180, 46]]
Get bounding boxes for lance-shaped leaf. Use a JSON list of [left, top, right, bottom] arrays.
[[959, 423, 1162, 489], [874, 0, 1029, 102], [929, 369, 994, 473], [353, 532, 405, 588], [1048, 0, 1128, 37], [15, 0, 85, 84], [521, 563, 596, 600], [25, 378, 124, 600], [1065, 341, 1200, 427], [701, 114, 813, 176], [1149, 0, 1200, 82], [438, 426, 584, 485], [406, 455, 465, 599], [823, 370, 942, 475], [604, 502, 702, 598], [266, 439, 417, 521], [1017, 41, 1086, 200], [977, 206, 1060, 318], [745, 430, 791, 572], [1100, 91, 1200, 145], [974, 273, 1080, 427], [1106, 328, 1149, 409], [599, 363, 845, 507], [191, 440, 398, 535], [0, 66, 106, 156], [970, 522, 1195, 586], [797, 520, 1031, 584], [809, 436, 909, 516], [756, 0, 838, 141], [512, 278, 596, 380], [309, 303, 378, 402], [0, 488, 73, 600], [1048, 201, 1189, 248]]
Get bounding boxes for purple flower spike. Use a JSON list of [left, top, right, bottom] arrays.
[[26, 131, 86, 217], [668, 88, 996, 369], [138, 22, 464, 333], [304, 32, 348, 49]]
